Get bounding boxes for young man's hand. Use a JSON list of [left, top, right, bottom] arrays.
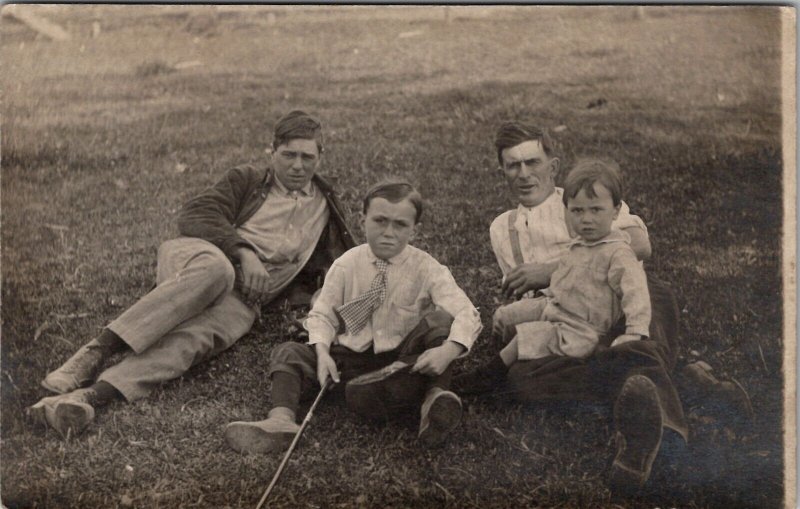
[[501, 262, 557, 298], [411, 341, 464, 376], [236, 248, 271, 303], [610, 334, 642, 348], [315, 344, 340, 387]]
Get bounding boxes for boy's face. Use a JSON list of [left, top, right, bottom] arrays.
[[500, 140, 559, 208], [566, 182, 620, 242], [271, 138, 321, 191], [363, 197, 418, 260]]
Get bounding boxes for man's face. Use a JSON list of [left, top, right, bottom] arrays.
[[363, 197, 418, 260], [566, 182, 620, 242], [272, 138, 321, 191], [500, 140, 558, 208]]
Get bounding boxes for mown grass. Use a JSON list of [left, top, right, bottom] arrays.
[[1, 6, 786, 508]]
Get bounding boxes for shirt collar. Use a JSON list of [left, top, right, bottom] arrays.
[[517, 188, 561, 214], [568, 228, 631, 248], [273, 174, 315, 197]]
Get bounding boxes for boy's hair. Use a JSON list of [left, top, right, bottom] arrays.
[[562, 158, 624, 207], [363, 179, 424, 224], [494, 121, 555, 164], [272, 110, 324, 152]]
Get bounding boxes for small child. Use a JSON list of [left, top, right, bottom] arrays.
[[457, 158, 650, 389], [225, 179, 482, 453]]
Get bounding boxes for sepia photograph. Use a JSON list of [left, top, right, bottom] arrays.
[[1, 5, 794, 508]]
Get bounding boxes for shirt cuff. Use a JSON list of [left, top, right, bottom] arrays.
[[625, 325, 649, 337], [306, 318, 337, 347]]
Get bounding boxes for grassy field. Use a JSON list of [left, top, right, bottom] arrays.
[[1, 5, 788, 508]]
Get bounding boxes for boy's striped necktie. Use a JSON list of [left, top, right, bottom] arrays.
[[335, 259, 389, 335]]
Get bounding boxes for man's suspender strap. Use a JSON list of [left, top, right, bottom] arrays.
[[507, 210, 525, 266]]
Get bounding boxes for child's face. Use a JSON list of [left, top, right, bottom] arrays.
[[363, 197, 418, 260], [566, 182, 620, 242]]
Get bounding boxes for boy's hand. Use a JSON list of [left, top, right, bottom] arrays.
[[411, 341, 465, 376], [237, 248, 271, 303], [501, 262, 556, 299], [610, 334, 642, 348], [492, 306, 509, 336], [315, 345, 340, 386]]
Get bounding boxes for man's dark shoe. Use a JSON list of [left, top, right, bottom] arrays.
[[42, 344, 107, 394], [609, 375, 663, 492], [680, 362, 754, 422]]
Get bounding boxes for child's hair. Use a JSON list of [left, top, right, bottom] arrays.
[[494, 121, 556, 165], [272, 110, 324, 152], [363, 179, 424, 224], [562, 158, 623, 207]]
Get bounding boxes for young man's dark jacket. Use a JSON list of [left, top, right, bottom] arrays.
[[176, 164, 357, 306]]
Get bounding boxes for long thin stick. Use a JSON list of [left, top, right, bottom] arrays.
[[255, 379, 332, 509]]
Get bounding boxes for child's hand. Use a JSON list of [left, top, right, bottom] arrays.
[[610, 334, 642, 348], [315, 348, 340, 387], [411, 342, 464, 376], [501, 262, 554, 298]]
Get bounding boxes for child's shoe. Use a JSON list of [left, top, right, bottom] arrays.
[[42, 343, 107, 394], [225, 408, 300, 454], [609, 375, 663, 492], [418, 387, 462, 447], [29, 388, 97, 437]]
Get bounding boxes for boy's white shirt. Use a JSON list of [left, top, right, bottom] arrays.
[[306, 244, 482, 355], [489, 187, 648, 277]]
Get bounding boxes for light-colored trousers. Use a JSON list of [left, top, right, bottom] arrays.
[[98, 237, 257, 401], [496, 297, 600, 360]]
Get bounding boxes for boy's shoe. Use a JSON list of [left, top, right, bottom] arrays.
[[29, 388, 97, 437], [346, 361, 413, 420], [42, 344, 106, 394], [609, 375, 663, 492], [418, 388, 462, 448], [225, 412, 300, 454]]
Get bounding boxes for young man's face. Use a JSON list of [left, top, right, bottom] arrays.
[[271, 138, 321, 191], [363, 197, 418, 260], [566, 182, 620, 242], [500, 140, 559, 208]]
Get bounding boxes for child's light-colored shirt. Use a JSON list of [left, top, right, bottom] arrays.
[[543, 229, 650, 337], [307, 244, 482, 354], [489, 187, 647, 276]]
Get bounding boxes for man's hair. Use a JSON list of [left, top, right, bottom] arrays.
[[494, 121, 555, 164], [562, 157, 623, 207], [272, 110, 324, 152], [363, 178, 424, 224]]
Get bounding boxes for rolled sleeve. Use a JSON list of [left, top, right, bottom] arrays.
[[427, 265, 483, 355], [612, 201, 648, 233], [306, 263, 345, 348], [608, 248, 651, 338], [490, 214, 515, 276]]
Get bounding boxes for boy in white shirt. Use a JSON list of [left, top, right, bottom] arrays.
[[225, 180, 482, 453]]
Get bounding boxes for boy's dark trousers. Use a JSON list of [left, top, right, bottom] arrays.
[[268, 310, 455, 419]]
